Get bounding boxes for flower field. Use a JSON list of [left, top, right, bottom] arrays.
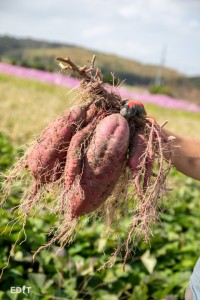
[[0, 62, 79, 89], [1, 62, 200, 113]]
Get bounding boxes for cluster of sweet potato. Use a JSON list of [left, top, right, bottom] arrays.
[[27, 93, 131, 218], [1, 57, 171, 269], [26, 79, 163, 220]]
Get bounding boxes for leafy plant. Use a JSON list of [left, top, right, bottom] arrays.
[[150, 85, 173, 97], [0, 132, 199, 299]]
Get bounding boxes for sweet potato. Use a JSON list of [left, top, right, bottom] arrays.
[[68, 113, 130, 217], [85, 103, 99, 123], [128, 131, 147, 198], [85, 103, 107, 124], [27, 106, 87, 184], [143, 148, 154, 192], [65, 120, 97, 189], [128, 131, 146, 174], [129, 131, 155, 194], [0, 56, 172, 274]]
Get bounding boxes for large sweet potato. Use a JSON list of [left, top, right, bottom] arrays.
[[68, 113, 130, 217], [27, 106, 86, 184]]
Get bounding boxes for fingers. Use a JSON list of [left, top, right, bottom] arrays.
[[120, 99, 147, 118]]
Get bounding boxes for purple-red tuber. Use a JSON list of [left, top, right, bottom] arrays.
[[0, 55, 172, 275]]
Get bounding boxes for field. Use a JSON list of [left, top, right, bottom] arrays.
[[0, 73, 200, 300], [0, 36, 182, 82], [1, 35, 200, 105], [0, 73, 200, 145]]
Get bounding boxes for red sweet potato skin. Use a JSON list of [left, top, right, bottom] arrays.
[[85, 103, 99, 123], [69, 113, 130, 217], [128, 131, 146, 175], [85, 103, 107, 124], [65, 120, 96, 189], [28, 106, 86, 184], [128, 131, 155, 195]]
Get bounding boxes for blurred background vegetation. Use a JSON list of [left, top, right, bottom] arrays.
[[1, 36, 200, 104], [0, 69, 200, 299]]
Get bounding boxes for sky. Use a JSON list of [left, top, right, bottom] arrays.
[[0, 0, 200, 76]]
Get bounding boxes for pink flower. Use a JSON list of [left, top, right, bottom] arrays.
[[0, 62, 200, 113], [0, 62, 79, 88]]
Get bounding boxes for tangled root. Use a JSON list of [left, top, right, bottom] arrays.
[[0, 56, 172, 276], [97, 118, 172, 270]]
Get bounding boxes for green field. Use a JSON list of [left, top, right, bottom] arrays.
[[0, 73, 199, 145], [0, 74, 200, 300]]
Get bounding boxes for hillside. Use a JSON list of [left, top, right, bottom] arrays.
[[0, 35, 183, 86], [1, 35, 200, 104]]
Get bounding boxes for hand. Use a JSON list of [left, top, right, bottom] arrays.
[[120, 99, 147, 118], [120, 99, 157, 124]]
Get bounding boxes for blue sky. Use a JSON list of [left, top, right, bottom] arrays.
[[0, 0, 200, 76]]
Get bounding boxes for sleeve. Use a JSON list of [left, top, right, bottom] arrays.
[[190, 258, 200, 300]]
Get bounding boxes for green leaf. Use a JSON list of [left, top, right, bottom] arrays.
[[103, 269, 117, 283], [5, 291, 19, 300], [0, 292, 4, 300], [141, 250, 157, 274], [131, 284, 148, 300], [28, 273, 47, 291]]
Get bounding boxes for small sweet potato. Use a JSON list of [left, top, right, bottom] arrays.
[[27, 106, 86, 184], [65, 120, 96, 189], [85, 103, 107, 124], [128, 131, 146, 174], [129, 131, 154, 194], [68, 113, 130, 217], [85, 103, 99, 123], [128, 131, 147, 198]]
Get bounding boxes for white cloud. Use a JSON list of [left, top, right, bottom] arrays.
[[188, 20, 200, 30], [82, 25, 113, 39], [0, 0, 199, 75], [118, 5, 140, 18]]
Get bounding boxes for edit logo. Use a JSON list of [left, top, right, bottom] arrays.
[[11, 286, 31, 294]]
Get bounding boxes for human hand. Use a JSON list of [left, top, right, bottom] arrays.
[[120, 99, 147, 118], [120, 99, 157, 125]]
